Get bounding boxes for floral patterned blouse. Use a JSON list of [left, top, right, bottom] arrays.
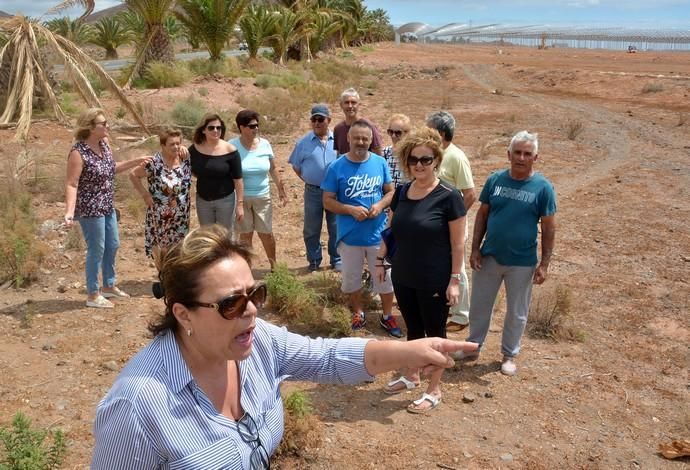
[[73, 140, 116, 218], [144, 153, 192, 258]]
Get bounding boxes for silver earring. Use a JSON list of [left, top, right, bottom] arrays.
[[187, 329, 192, 337]]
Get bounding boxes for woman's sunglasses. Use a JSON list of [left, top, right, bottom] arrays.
[[246, 123, 260, 129], [206, 125, 223, 131], [387, 129, 405, 138], [408, 156, 435, 166], [186, 282, 267, 320]]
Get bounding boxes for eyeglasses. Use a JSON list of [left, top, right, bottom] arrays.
[[310, 116, 327, 123], [186, 282, 266, 320], [407, 156, 435, 166], [246, 123, 260, 130], [237, 413, 270, 469], [206, 125, 223, 131], [387, 129, 405, 138]]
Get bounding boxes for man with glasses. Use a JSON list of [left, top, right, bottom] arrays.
[[322, 120, 401, 337], [333, 88, 384, 156], [458, 131, 557, 376], [426, 111, 476, 331], [288, 104, 340, 272]]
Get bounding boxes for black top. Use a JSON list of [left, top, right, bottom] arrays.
[[189, 145, 242, 201], [390, 181, 466, 290]]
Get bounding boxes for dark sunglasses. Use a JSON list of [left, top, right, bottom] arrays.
[[206, 125, 223, 131], [310, 116, 327, 123], [186, 282, 267, 320], [387, 129, 405, 138], [237, 413, 270, 469], [408, 156, 435, 166], [246, 123, 260, 129]]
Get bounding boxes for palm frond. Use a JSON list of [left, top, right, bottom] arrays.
[[45, 0, 95, 21]]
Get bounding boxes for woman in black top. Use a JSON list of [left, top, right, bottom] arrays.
[[190, 113, 244, 231], [375, 127, 467, 413]]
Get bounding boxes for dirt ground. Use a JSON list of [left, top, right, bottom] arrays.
[[1, 42, 689, 469]]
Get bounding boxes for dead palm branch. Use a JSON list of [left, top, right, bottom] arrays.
[[0, 16, 149, 141]]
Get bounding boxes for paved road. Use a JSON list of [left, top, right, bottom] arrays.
[[55, 48, 250, 73]]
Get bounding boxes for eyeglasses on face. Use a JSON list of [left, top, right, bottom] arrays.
[[310, 116, 326, 123], [387, 129, 405, 138], [407, 156, 435, 166], [246, 123, 259, 130], [186, 282, 267, 320], [237, 413, 270, 469], [206, 125, 223, 131]]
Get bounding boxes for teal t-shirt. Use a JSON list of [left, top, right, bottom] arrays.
[[321, 153, 391, 247], [229, 137, 273, 197], [479, 169, 557, 266]]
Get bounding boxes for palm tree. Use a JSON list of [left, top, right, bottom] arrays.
[[175, 0, 249, 62], [266, 7, 301, 65], [238, 4, 277, 60], [0, 1, 148, 141], [88, 16, 133, 59], [44, 16, 93, 45]]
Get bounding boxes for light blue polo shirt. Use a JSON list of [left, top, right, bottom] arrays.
[[288, 131, 336, 187]]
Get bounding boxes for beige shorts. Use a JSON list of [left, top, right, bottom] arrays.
[[338, 242, 394, 294], [237, 194, 273, 234]]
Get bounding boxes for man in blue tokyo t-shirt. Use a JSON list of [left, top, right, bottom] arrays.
[[461, 131, 557, 377], [322, 120, 400, 336]]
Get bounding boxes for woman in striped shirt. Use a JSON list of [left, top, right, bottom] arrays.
[[91, 225, 478, 469]]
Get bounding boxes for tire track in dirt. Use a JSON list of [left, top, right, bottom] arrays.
[[458, 63, 642, 197]]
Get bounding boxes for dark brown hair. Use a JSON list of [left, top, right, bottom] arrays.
[[148, 224, 252, 336], [235, 109, 260, 128], [192, 113, 226, 144]]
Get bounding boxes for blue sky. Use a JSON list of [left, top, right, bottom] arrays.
[[2, 0, 689, 28]]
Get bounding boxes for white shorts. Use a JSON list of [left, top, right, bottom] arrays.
[[338, 242, 394, 294]]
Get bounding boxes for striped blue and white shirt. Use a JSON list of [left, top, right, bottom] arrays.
[[91, 319, 374, 469]]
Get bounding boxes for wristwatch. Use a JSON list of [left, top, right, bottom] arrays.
[[450, 273, 463, 281]]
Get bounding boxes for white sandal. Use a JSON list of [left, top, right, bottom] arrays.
[[407, 393, 441, 414], [384, 376, 419, 395]]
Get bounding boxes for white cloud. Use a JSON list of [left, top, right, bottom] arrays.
[[0, 0, 122, 18]]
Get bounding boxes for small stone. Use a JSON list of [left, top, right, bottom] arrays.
[[463, 451, 473, 458], [40, 268, 52, 275], [57, 284, 68, 293], [56, 361, 67, 366], [102, 360, 119, 372], [500, 453, 513, 462], [484, 391, 494, 398], [462, 392, 476, 403], [70, 282, 81, 289], [42, 344, 55, 351]]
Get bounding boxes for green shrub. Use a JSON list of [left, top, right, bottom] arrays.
[[197, 87, 209, 97], [170, 96, 206, 136], [254, 71, 306, 89], [142, 61, 192, 89], [57, 92, 80, 116], [642, 82, 663, 93], [265, 264, 321, 323], [0, 412, 66, 470], [114, 106, 126, 119], [275, 391, 321, 459]]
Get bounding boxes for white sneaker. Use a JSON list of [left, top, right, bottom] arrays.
[[501, 357, 517, 376], [86, 295, 114, 309]]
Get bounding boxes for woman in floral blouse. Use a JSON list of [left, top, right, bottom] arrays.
[[64, 108, 150, 309], [129, 128, 192, 270]]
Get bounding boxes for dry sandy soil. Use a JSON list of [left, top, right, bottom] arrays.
[[1, 43, 689, 469]]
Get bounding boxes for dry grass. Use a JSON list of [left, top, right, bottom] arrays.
[[274, 390, 322, 461], [641, 82, 663, 93], [527, 284, 585, 342], [565, 119, 584, 140]]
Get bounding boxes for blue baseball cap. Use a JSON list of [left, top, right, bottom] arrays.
[[310, 104, 330, 118]]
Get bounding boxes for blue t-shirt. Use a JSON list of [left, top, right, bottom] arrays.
[[479, 169, 557, 266], [321, 153, 391, 246], [229, 137, 273, 197]]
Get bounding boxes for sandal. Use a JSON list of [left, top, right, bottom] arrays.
[[446, 320, 468, 332], [86, 295, 114, 309], [384, 376, 419, 395], [102, 287, 130, 299], [407, 393, 441, 414]]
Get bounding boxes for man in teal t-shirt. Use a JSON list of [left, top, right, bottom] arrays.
[[322, 120, 400, 336], [460, 131, 557, 377]]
